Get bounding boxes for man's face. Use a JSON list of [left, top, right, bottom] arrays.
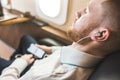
[[67, 0, 106, 42]]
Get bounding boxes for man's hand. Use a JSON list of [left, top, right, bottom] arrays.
[[21, 54, 35, 65], [35, 44, 52, 54]]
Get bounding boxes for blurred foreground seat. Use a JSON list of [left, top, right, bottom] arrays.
[[89, 51, 120, 80]]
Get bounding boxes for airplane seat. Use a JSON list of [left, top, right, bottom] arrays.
[[38, 37, 64, 46], [89, 51, 120, 80]]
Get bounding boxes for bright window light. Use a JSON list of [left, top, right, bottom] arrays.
[[39, 0, 61, 18], [36, 0, 69, 25]]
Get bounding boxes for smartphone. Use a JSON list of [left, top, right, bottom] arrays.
[[27, 44, 45, 59]]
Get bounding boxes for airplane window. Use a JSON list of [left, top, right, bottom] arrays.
[[38, 0, 61, 18], [36, 0, 69, 25], [1, 0, 10, 9]]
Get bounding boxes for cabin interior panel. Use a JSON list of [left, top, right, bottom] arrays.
[[0, 21, 47, 48]]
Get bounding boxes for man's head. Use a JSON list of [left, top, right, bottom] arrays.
[[67, 0, 120, 56]]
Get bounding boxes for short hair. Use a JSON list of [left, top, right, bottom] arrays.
[[102, 0, 120, 32]]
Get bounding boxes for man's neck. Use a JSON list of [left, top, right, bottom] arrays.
[[71, 42, 106, 57]]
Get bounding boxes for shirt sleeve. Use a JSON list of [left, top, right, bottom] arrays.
[[0, 58, 28, 80]]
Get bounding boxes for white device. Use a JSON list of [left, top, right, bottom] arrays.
[[27, 44, 45, 58]]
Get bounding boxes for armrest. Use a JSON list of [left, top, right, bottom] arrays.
[[38, 38, 64, 46]]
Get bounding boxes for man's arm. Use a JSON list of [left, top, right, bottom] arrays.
[[35, 44, 61, 54], [0, 54, 35, 80]]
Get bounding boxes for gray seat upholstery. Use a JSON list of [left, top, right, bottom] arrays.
[[89, 51, 120, 80]]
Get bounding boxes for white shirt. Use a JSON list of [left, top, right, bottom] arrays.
[[0, 45, 103, 80]]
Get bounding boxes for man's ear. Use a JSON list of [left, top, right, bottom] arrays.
[[91, 28, 110, 42]]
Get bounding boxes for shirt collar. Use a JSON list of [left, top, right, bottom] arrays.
[[60, 46, 103, 68]]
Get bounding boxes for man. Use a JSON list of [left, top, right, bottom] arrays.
[[0, 0, 120, 80]]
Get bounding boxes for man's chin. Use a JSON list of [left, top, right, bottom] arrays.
[[67, 26, 79, 42]]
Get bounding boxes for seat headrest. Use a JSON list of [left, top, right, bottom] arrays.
[[89, 52, 120, 80]]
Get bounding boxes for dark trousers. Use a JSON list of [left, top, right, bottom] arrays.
[[0, 35, 37, 75], [0, 58, 13, 74]]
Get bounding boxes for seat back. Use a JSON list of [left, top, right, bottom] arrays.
[[89, 52, 120, 80]]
